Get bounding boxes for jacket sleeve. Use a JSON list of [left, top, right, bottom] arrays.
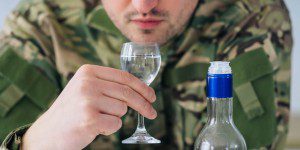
[[0, 1, 61, 148], [0, 124, 31, 150]]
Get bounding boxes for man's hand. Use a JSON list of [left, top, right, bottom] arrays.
[[22, 64, 157, 150]]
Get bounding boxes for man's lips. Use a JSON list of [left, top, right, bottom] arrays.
[[131, 19, 163, 29]]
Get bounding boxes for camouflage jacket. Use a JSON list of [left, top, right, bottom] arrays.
[[0, 0, 292, 149]]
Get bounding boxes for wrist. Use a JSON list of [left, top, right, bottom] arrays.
[[21, 128, 31, 150]]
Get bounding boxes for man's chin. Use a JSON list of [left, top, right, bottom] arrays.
[[127, 34, 168, 45], [119, 25, 171, 45]]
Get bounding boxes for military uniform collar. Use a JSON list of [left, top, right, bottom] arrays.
[[85, 5, 124, 37]]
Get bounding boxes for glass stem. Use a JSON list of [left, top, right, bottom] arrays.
[[136, 113, 146, 132], [135, 83, 150, 133]]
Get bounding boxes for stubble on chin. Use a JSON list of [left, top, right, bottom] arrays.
[[141, 29, 153, 34]]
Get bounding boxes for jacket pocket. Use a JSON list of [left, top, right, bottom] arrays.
[[231, 48, 276, 148]]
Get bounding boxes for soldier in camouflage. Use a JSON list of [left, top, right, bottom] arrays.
[[0, 0, 292, 149]]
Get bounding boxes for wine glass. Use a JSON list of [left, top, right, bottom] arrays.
[[120, 42, 161, 144]]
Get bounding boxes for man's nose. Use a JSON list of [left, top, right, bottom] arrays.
[[132, 0, 159, 14]]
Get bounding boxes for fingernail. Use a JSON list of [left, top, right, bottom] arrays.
[[151, 94, 156, 103], [151, 108, 157, 119], [118, 119, 122, 128]]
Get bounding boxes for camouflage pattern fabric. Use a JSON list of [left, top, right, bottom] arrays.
[[0, 0, 292, 149]]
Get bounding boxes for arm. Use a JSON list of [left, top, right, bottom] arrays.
[[1, 1, 158, 150]]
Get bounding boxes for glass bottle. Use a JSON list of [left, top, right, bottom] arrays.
[[194, 61, 247, 150]]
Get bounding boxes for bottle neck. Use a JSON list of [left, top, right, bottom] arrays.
[[207, 97, 233, 124]]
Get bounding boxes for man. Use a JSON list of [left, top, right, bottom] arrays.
[[0, 0, 292, 149]]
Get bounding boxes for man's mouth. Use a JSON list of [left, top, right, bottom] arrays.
[[131, 18, 163, 29]]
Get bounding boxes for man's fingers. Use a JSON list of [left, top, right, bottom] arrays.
[[95, 114, 122, 136], [92, 95, 128, 117], [79, 65, 156, 103], [97, 79, 157, 119]]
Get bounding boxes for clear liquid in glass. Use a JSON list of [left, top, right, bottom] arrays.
[[120, 55, 161, 85]]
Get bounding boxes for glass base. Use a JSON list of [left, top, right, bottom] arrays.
[[122, 130, 161, 144]]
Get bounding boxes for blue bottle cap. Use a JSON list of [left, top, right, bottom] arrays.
[[207, 61, 233, 98]]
